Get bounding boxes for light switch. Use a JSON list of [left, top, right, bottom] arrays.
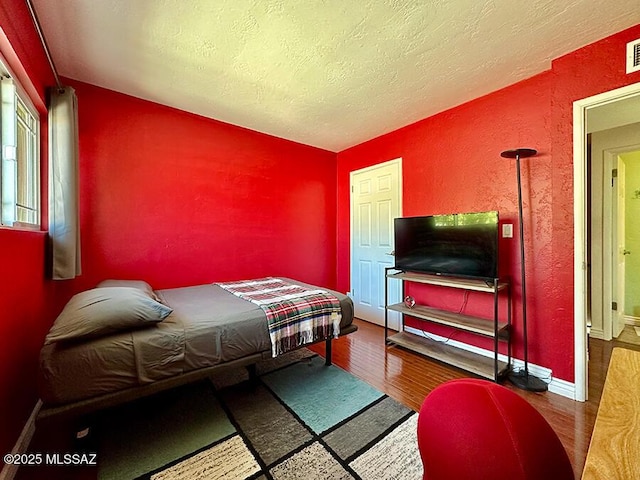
[[502, 224, 513, 238]]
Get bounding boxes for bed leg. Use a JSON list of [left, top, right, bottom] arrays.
[[325, 337, 332, 366], [247, 364, 258, 385], [73, 416, 97, 453]]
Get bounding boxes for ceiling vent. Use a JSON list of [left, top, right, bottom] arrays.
[[627, 39, 640, 74]]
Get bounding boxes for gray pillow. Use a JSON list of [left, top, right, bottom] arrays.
[[96, 279, 161, 302], [45, 287, 173, 344]]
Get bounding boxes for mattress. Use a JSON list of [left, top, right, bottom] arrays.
[[38, 278, 354, 405]]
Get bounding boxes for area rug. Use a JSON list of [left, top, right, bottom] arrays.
[[95, 352, 422, 480]]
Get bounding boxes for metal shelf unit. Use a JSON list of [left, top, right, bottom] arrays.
[[384, 268, 512, 382]]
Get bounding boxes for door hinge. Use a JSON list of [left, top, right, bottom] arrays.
[[612, 301, 618, 311], [612, 168, 618, 187]]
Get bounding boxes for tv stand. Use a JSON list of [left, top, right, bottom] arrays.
[[384, 268, 512, 382]]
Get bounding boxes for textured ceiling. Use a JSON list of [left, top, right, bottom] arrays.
[[32, 0, 640, 152]]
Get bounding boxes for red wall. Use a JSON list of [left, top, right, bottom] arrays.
[[69, 80, 338, 292], [337, 24, 640, 382], [0, 0, 55, 459]]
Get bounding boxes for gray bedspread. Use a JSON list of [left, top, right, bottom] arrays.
[[38, 279, 353, 405]]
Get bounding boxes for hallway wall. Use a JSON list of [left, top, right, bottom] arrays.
[[621, 150, 640, 319]]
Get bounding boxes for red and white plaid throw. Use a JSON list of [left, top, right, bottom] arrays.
[[217, 277, 342, 357]]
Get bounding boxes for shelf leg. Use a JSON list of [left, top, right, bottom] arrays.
[[493, 278, 499, 382]]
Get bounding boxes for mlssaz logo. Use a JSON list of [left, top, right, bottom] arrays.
[[46, 453, 98, 466]]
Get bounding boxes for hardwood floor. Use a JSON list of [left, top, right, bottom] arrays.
[[309, 318, 640, 480]]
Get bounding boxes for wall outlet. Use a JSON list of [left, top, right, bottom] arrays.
[[502, 224, 513, 238]]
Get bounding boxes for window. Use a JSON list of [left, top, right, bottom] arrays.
[[434, 211, 497, 227], [1, 60, 40, 228]]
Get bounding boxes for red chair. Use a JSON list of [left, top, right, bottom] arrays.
[[417, 379, 573, 480]]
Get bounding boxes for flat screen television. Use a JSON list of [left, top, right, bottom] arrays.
[[394, 211, 499, 280]]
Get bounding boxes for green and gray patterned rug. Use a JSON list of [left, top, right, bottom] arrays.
[[95, 352, 422, 480]]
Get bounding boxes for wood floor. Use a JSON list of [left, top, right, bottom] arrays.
[[309, 318, 640, 480]]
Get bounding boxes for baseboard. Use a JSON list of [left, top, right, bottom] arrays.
[[0, 400, 42, 480], [546, 376, 576, 399], [403, 326, 576, 400], [589, 327, 605, 340], [625, 316, 640, 326]]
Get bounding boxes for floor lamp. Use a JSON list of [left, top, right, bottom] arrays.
[[501, 148, 548, 392]]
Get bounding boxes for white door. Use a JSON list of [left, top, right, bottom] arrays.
[[350, 159, 402, 329], [613, 157, 626, 337]]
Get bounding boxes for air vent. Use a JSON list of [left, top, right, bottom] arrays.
[[627, 39, 640, 74]]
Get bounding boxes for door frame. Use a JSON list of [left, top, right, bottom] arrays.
[[612, 153, 626, 338], [349, 158, 403, 325], [573, 81, 640, 402]]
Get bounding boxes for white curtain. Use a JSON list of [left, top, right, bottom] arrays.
[[49, 87, 81, 279]]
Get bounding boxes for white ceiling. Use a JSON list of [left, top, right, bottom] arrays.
[[32, 0, 640, 152], [587, 94, 640, 133]]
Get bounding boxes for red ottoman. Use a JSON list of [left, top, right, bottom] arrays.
[[417, 379, 573, 480]]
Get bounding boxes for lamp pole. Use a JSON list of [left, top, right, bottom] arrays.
[[501, 148, 547, 392]]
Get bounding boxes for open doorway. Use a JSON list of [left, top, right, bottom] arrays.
[[589, 128, 640, 343], [574, 82, 640, 402]]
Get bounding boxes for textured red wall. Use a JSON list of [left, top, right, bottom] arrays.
[[0, 232, 50, 451], [0, 0, 55, 459], [546, 25, 640, 379], [337, 24, 640, 382], [69, 80, 338, 291]]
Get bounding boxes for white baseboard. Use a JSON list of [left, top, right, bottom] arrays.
[[625, 316, 640, 326], [589, 328, 605, 340], [546, 376, 577, 399], [0, 400, 41, 480], [403, 326, 576, 400]]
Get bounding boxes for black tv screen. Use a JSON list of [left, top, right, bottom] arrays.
[[394, 211, 499, 280]]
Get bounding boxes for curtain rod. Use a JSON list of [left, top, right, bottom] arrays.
[[25, 0, 63, 92]]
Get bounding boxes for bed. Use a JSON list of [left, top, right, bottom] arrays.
[[37, 277, 356, 421]]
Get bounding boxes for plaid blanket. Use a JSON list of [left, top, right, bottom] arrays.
[[216, 277, 342, 357]]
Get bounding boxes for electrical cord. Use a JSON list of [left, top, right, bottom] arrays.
[[457, 290, 470, 314], [417, 327, 459, 345], [414, 290, 469, 343]]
